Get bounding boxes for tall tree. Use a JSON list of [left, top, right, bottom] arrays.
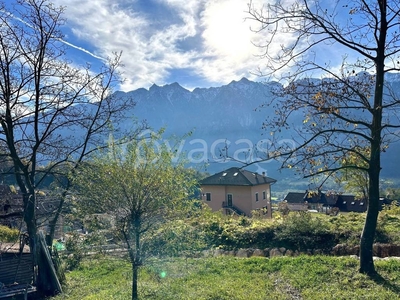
[[73, 134, 197, 300], [0, 0, 134, 292], [336, 146, 370, 201], [248, 0, 400, 275]]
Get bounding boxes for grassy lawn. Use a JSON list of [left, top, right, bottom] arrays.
[[52, 255, 400, 300]]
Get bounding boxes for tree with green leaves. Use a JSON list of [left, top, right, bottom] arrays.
[[336, 146, 370, 201], [248, 0, 400, 275], [73, 133, 198, 300], [0, 0, 136, 292]]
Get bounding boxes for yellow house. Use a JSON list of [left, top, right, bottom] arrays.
[[200, 167, 276, 217]]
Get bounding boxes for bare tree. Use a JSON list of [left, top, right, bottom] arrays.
[[0, 0, 137, 293], [248, 0, 400, 275]]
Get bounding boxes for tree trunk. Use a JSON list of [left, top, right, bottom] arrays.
[[359, 2, 386, 274], [128, 222, 141, 300], [132, 223, 141, 300], [26, 213, 39, 286], [48, 196, 66, 247], [359, 168, 380, 275], [132, 261, 138, 300], [23, 193, 53, 294]]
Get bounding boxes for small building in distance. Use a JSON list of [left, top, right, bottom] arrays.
[[200, 167, 276, 217], [282, 190, 397, 213], [0, 185, 64, 238]]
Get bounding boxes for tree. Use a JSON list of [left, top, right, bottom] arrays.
[[0, 0, 135, 292], [248, 0, 400, 275], [336, 146, 370, 201], [73, 133, 197, 300]]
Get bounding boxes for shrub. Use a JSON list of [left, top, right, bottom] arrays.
[[327, 213, 365, 246], [144, 220, 208, 257], [274, 212, 336, 252], [0, 225, 20, 242], [64, 232, 84, 270], [217, 219, 275, 250]]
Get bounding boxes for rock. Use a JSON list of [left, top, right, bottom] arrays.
[[225, 250, 236, 256], [332, 244, 346, 256], [252, 249, 265, 257], [213, 249, 224, 257], [313, 249, 323, 255], [383, 256, 400, 261], [285, 249, 294, 257], [349, 245, 360, 256], [263, 248, 270, 258], [270, 248, 283, 257], [373, 243, 382, 257], [383, 244, 400, 257], [236, 248, 251, 258]]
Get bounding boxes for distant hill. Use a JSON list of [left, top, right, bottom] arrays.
[[112, 75, 400, 192], [4, 76, 399, 194]]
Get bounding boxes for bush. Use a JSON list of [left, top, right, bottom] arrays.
[[327, 213, 365, 246], [0, 225, 20, 242], [64, 232, 84, 270], [273, 212, 336, 252], [217, 219, 275, 250], [144, 220, 208, 257]]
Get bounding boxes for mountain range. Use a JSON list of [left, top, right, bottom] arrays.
[[113, 75, 400, 193]]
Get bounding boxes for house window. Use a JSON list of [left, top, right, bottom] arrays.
[[206, 193, 211, 201], [351, 202, 355, 205], [255, 192, 259, 202], [262, 190, 266, 200], [227, 194, 233, 206], [360, 202, 364, 206]]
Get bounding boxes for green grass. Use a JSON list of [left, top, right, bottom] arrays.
[[52, 255, 400, 300]]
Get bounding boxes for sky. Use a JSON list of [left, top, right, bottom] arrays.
[[4, 0, 359, 92], [47, 0, 275, 92]]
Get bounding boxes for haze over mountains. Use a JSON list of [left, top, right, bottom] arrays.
[[113, 75, 400, 192]]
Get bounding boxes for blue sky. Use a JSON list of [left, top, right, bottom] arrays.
[[4, 0, 353, 92], [5, 1, 390, 92], [45, 0, 276, 91]]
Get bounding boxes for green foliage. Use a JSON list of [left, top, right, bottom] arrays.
[[189, 209, 275, 250], [335, 146, 370, 199], [64, 232, 84, 270], [0, 225, 20, 242], [376, 212, 400, 244], [63, 230, 110, 271], [327, 213, 365, 245], [274, 212, 336, 252], [382, 201, 400, 216], [72, 132, 199, 298], [144, 208, 400, 254], [144, 219, 208, 257]]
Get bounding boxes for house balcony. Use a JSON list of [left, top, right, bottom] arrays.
[[222, 201, 246, 216]]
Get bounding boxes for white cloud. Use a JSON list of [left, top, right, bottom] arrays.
[[54, 0, 203, 90], [53, 0, 300, 91]]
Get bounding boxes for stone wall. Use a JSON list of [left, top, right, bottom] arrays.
[[202, 243, 400, 259]]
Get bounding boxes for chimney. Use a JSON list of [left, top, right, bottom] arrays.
[[262, 171, 266, 177]]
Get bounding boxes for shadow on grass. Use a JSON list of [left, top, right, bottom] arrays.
[[370, 273, 400, 295]]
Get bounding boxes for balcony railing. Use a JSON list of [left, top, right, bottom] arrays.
[[222, 201, 245, 216]]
